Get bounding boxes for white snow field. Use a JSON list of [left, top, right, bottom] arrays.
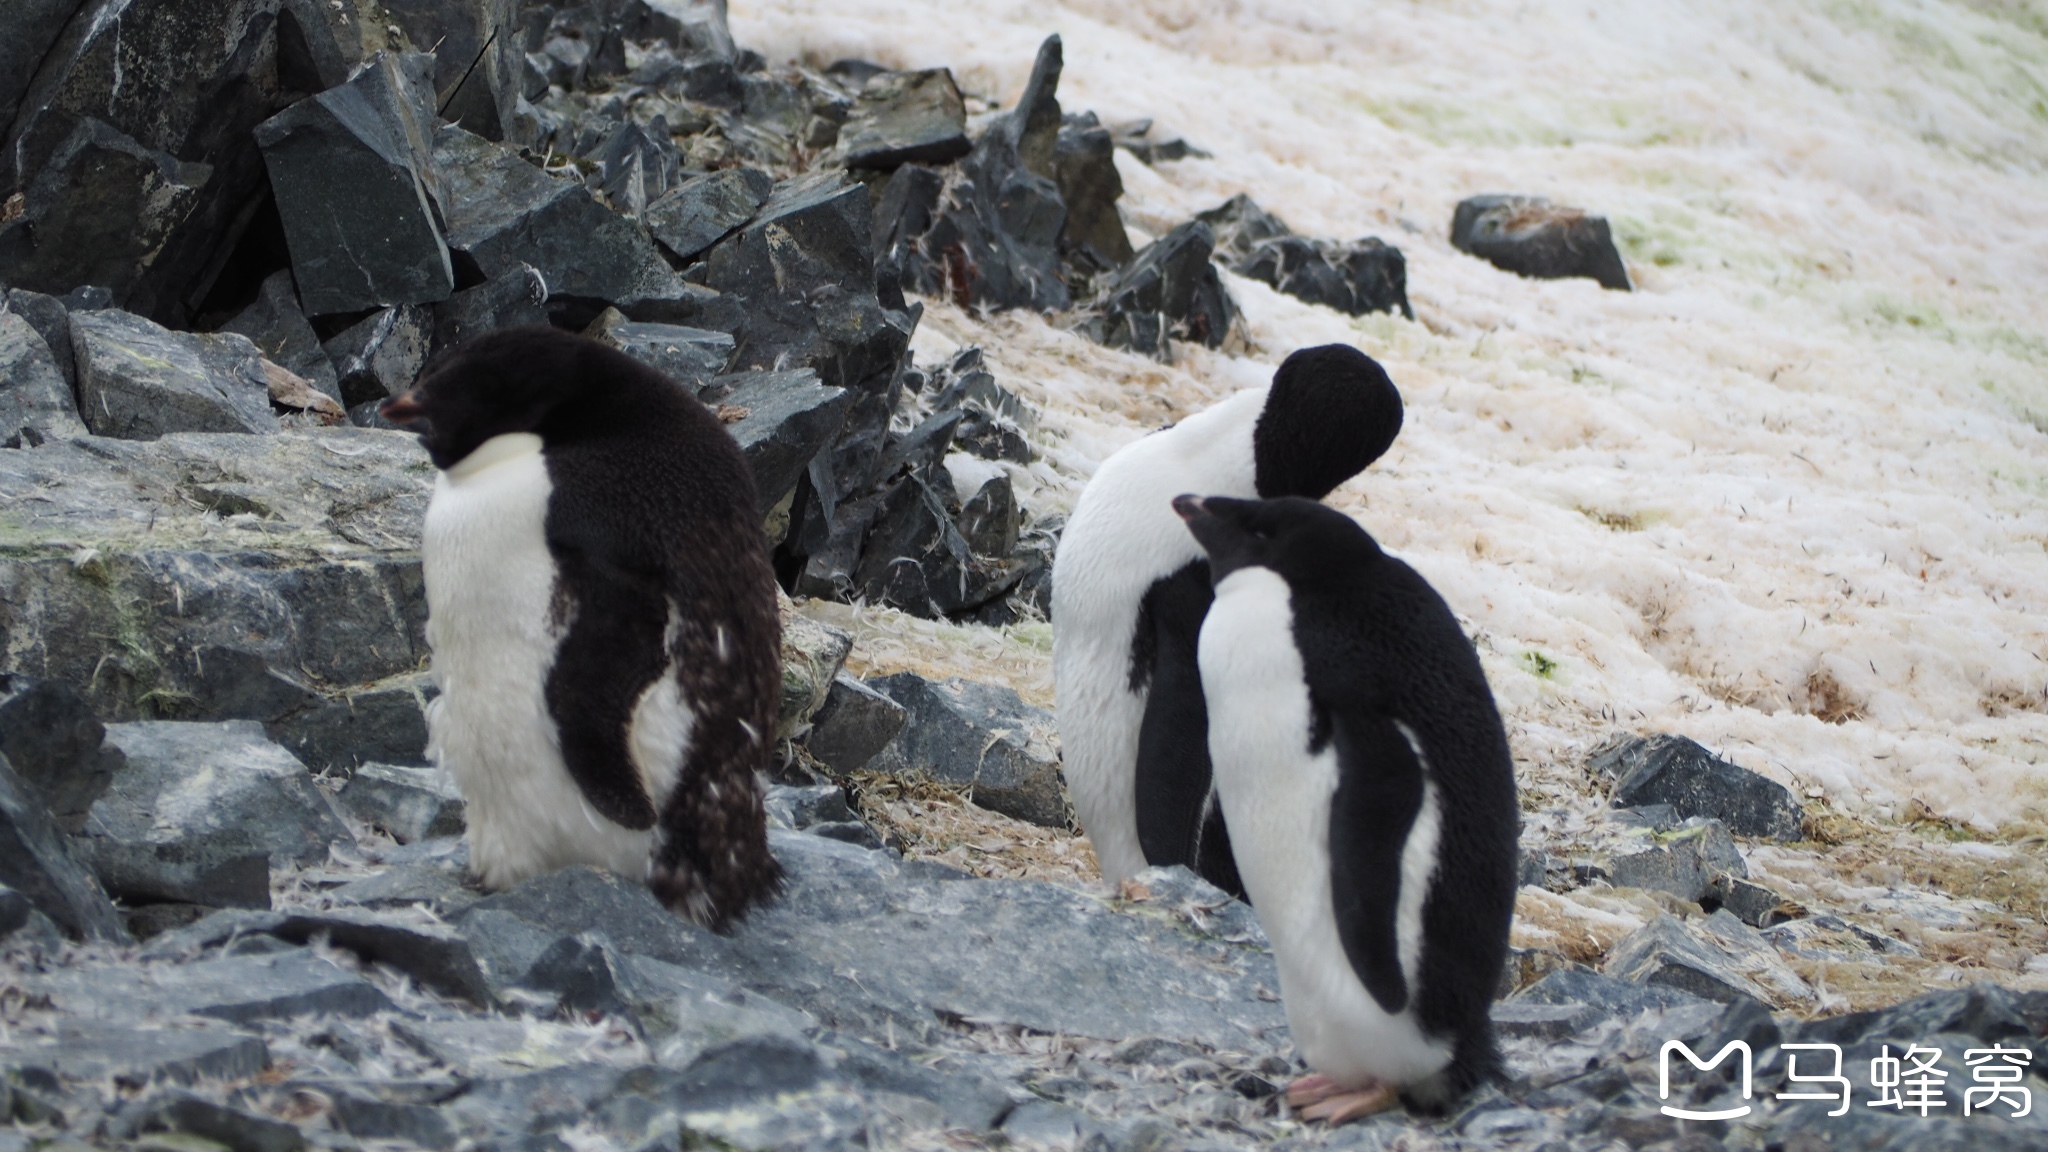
[[721, 0, 2048, 996]]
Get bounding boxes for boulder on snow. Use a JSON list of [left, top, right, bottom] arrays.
[[1451, 194, 1631, 291], [1591, 734, 1805, 841], [69, 310, 280, 439], [1092, 220, 1233, 359]]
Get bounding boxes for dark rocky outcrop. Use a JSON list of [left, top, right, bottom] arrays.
[[1199, 193, 1413, 319], [1089, 220, 1234, 359], [832, 68, 971, 170], [1592, 734, 1806, 841], [0, 305, 85, 447], [865, 673, 1065, 827], [0, 673, 123, 833], [1452, 193, 1632, 290]]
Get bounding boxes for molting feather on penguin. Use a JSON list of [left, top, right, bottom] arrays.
[[380, 326, 783, 929], [1052, 345, 1404, 897], [1175, 494, 1518, 1120]]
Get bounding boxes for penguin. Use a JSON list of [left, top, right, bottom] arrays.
[[1051, 345, 1403, 896], [1173, 493, 1518, 1120], [378, 326, 782, 929]]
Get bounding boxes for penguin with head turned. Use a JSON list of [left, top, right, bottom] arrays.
[[379, 326, 781, 928], [1173, 493, 1517, 1120], [1052, 345, 1403, 897]]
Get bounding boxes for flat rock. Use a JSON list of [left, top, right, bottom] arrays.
[[0, 671, 123, 833], [1592, 734, 1805, 841], [1603, 912, 1809, 1007], [255, 52, 454, 315], [645, 167, 774, 262], [90, 721, 353, 870], [30, 947, 391, 1024], [801, 673, 907, 774], [123, 1090, 312, 1152], [0, 306, 85, 447], [340, 762, 465, 843], [0, 752, 126, 940], [586, 308, 734, 391], [220, 270, 343, 404], [866, 673, 1065, 826], [434, 125, 684, 308], [1451, 194, 1631, 291], [832, 69, 970, 169], [268, 674, 433, 777], [0, 1021, 269, 1088], [69, 310, 280, 439]]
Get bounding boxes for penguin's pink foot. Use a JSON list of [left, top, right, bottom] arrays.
[[1287, 1075, 1399, 1124]]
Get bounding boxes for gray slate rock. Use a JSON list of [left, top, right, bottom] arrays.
[[324, 304, 432, 410], [1451, 194, 1632, 291], [30, 947, 391, 1024], [220, 270, 343, 404], [3, 287, 79, 391], [327, 1090, 459, 1150], [596, 117, 684, 219], [0, 671, 123, 833], [776, 609, 854, 743], [0, 752, 125, 940], [851, 476, 980, 618], [70, 310, 280, 439], [255, 52, 455, 315], [91, 721, 353, 870], [1052, 114, 1134, 273], [587, 308, 734, 391], [340, 762, 466, 843], [833, 69, 971, 169], [0, 306, 85, 447], [1094, 220, 1233, 359], [1607, 819, 1746, 904], [434, 125, 685, 308], [0, 881, 29, 938], [1602, 913, 1784, 1006], [268, 674, 433, 777], [802, 674, 908, 774], [720, 368, 854, 523], [0, 1021, 269, 1088], [77, 834, 272, 911], [645, 167, 774, 262], [1592, 734, 1805, 841], [429, 264, 551, 354], [125, 1091, 310, 1152], [866, 673, 1065, 826]]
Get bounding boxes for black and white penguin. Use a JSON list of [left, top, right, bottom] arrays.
[[379, 326, 782, 928], [1052, 345, 1403, 895], [1173, 494, 1517, 1119]]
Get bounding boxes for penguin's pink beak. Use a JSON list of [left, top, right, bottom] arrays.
[[380, 390, 427, 426], [1172, 494, 1208, 521]]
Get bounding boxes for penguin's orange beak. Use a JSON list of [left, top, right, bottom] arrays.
[[380, 390, 427, 426]]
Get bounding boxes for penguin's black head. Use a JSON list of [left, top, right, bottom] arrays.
[[380, 326, 597, 470], [1252, 344, 1403, 500], [1173, 494, 1382, 585]]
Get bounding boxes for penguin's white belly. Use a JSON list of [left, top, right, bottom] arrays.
[[421, 433, 653, 889], [1199, 567, 1452, 1088]]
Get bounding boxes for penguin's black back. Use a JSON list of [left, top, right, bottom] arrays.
[[414, 326, 783, 927], [1259, 499, 1519, 1099]]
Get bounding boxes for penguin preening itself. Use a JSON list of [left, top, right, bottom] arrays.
[[379, 326, 782, 929], [1175, 494, 1517, 1120], [1052, 346, 1403, 897]]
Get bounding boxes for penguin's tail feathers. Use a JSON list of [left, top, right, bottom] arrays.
[[1401, 1026, 1504, 1115]]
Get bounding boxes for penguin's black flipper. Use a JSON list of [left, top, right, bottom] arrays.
[[541, 525, 668, 832], [1326, 707, 1430, 1016], [1131, 560, 1245, 899]]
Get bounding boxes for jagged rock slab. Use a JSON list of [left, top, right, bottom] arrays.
[[340, 762, 465, 843], [1093, 220, 1233, 358], [1603, 912, 1810, 1007], [0, 672, 122, 833], [1592, 734, 1805, 840], [269, 674, 433, 777], [30, 947, 391, 1024], [0, 306, 85, 447], [70, 310, 280, 439], [256, 52, 454, 315], [89, 721, 353, 872], [0, 0, 82, 136], [1238, 234, 1413, 319], [1607, 819, 1746, 904], [851, 476, 975, 617], [3, 287, 81, 391], [702, 171, 908, 395], [0, 1021, 270, 1087], [832, 69, 970, 169], [0, 430, 432, 723], [0, 752, 126, 940], [1052, 114, 1133, 273], [118, 1091, 312, 1152], [433, 125, 684, 308], [429, 264, 551, 353], [587, 308, 734, 390], [645, 167, 774, 262], [325, 304, 432, 412], [221, 270, 343, 404], [1451, 194, 1631, 291], [596, 117, 684, 218], [801, 674, 907, 774], [865, 673, 1064, 826], [1196, 193, 1292, 263], [719, 367, 853, 523]]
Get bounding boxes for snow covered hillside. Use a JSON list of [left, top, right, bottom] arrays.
[[726, 0, 2048, 997]]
